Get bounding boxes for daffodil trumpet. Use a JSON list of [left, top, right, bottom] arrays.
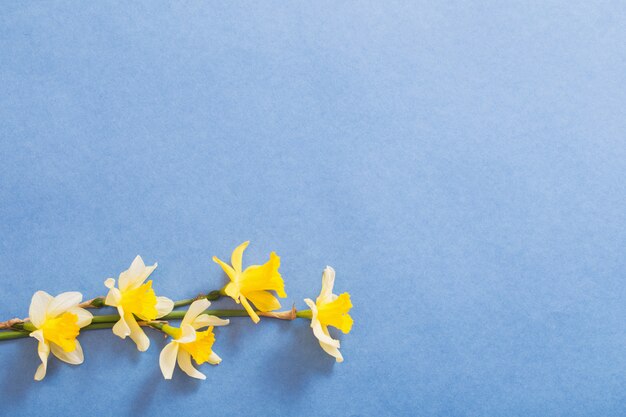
[[213, 241, 287, 323]]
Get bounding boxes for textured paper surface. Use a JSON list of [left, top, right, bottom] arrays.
[[0, 2, 624, 416]]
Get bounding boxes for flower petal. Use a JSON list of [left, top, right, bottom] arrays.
[[159, 341, 179, 380], [181, 299, 210, 327], [29, 291, 53, 328], [239, 296, 260, 323], [177, 349, 206, 380], [119, 256, 157, 291], [104, 278, 116, 289], [30, 330, 50, 381], [212, 256, 236, 281], [318, 266, 336, 303], [192, 314, 229, 329], [207, 351, 222, 365], [319, 340, 344, 362], [68, 306, 93, 328], [104, 286, 121, 307], [47, 292, 83, 318], [246, 290, 281, 312], [126, 314, 150, 351], [112, 307, 131, 339], [311, 319, 340, 348], [155, 296, 174, 318], [230, 241, 249, 273], [176, 324, 197, 344], [51, 340, 84, 365]]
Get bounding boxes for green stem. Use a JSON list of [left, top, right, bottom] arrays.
[[296, 309, 312, 319], [173, 290, 223, 308], [0, 306, 312, 341]]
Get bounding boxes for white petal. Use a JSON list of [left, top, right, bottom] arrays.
[[318, 266, 336, 303], [104, 287, 122, 307], [51, 340, 84, 365], [177, 349, 206, 380], [29, 291, 52, 328], [68, 307, 93, 328], [104, 278, 116, 289], [192, 314, 229, 329], [181, 299, 210, 327], [207, 351, 222, 365], [47, 292, 83, 317], [30, 330, 50, 381], [112, 307, 131, 339], [319, 340, 344, 362], [159, 341, 179, 380], [155, 296, 174, 318], [311, 319, 340, 348], [127, 314, 150, 351], [176, 324, 197, 344], [304, 298, 319, 320], [119, 256, 157, 291]]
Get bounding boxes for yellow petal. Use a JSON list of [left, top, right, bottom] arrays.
[[212, 255, 237, 281], [159, 341, 179, 380], [230, 241, 249, 273], [246, 290, 281, 312], [239, 296, 260, 323], [223, 282, 240, 300]]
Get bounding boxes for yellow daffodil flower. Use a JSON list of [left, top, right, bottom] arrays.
[[212, 241, 286, 323], [304, 266, 353, 362], [104, 255, 174, 351], [159, 299, 229, 380], [28, 291, 93, 380]]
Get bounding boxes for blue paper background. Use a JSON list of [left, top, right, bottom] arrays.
[[1, 2, 625, 416]]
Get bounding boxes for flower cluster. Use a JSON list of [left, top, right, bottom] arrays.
[[0, 242, 353, 381]]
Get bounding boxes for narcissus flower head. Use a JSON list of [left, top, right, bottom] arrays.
[[213, 241, 286, 323], [104, 256, 173, 351], [28, 291, 93, 380], [159, 299, 229, 380], [304, 266, 353, 362]]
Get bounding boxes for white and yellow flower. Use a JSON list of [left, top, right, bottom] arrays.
[[213, 241, 286, 323], [304, 266, 353, 362], [28, 291, 93, 380], [159, 299, 229, 380], [104, 255, 174, 351]]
